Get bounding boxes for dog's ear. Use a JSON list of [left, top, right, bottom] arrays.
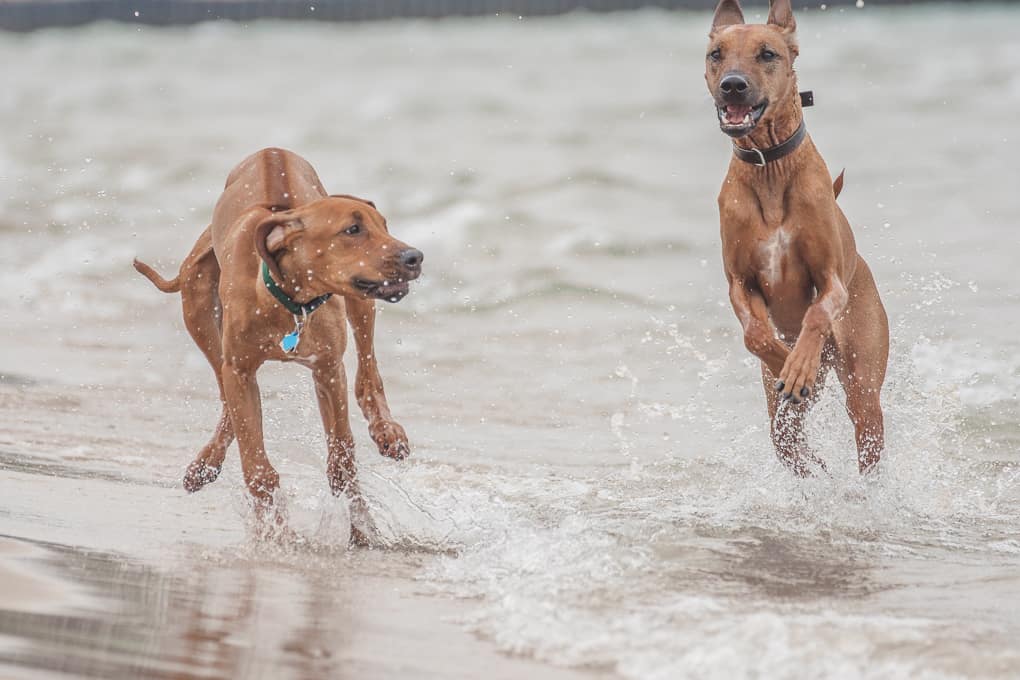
[[767, 0, 797, 33], [330, 194, 376, 209], [711, 0, 745, 33], [254, 211, 305, 284]]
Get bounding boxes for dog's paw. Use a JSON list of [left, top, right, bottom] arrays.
[[244, 465, 280, 502], [776, 343, 823, 404], [183, 460, 222, 493], [370, 420, 410, 460]]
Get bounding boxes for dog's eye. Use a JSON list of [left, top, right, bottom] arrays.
[[343, 224, 361, 236], [760, 49, 778, 61], [708, 48, 722, 62]]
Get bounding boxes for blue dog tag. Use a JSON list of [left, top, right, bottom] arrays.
[[281, 314, 305, 353], [281, 331, 300, 353]]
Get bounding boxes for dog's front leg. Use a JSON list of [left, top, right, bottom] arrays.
[[220, 358, 279, 505], [311, 359, 373, 546], [777, 275, 848, 402], [345, 296, 410, 460], [310, 359, 358, 496], [728, 276, 789, 377]]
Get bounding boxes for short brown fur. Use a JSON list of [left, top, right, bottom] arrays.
[[134, 148, 422, 533], [706, 0, 889, 474]]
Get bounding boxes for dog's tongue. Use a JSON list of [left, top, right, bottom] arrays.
[[724, 105, 751, 125]]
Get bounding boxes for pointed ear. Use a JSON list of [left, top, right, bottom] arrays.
[[254, 211, 305, 284], [767, 0, 796, 33], [329, 194, 376, 209], [711, 0, 745, 33]]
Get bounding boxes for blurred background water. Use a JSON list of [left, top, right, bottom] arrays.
[[1, 4, 1019, 679]]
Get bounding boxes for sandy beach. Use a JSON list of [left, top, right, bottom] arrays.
[[0, 376, 611, 679]]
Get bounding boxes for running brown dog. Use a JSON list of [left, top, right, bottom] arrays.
[[705, 0, 889, 474], [134, 147, 423, 511]]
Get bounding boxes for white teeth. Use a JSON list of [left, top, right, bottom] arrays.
[[743, 113, 751, 123]]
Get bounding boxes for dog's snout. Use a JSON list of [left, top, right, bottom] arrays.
[[719, 73, 750, 99], [399, 248, 423, 270]]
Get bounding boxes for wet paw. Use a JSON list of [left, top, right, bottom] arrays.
[[244, 466, 280, 502], [183, 460, 221, 493], [350, 524, 371, 548], [859, 451, 881, 475], [776, 344, 823, 403], [370, 420, 410, 460]]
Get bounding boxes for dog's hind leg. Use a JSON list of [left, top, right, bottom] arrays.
[[176, 228, 236, 492], [760, 362, 828, 476], [344, 295, 411, 460], [832, 257, 889, 474]]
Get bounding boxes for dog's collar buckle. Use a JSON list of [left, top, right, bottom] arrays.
[[732, 119, 808, 167]]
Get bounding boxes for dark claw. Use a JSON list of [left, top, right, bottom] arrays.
[[800, 387, 810, 398], [790, 396, 802, 405], [775, 380, 785, 392], [781, 392, 792, 401]]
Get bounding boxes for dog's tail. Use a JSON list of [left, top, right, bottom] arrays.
[[133, 258, 181, 293], [833, 169, 845, 200]]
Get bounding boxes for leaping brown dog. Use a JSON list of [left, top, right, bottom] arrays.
[[134, 147, 423, 517], [705, 0, 889, 474]]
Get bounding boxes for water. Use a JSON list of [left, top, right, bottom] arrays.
[[1, 6, 1019, 679]]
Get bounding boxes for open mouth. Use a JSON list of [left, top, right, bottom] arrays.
[[717, 100, 767, 138], [352, 278, 412, 303]]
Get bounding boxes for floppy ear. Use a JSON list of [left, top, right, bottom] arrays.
[[767, 0, 796, 33], [711, 0, 745, 33], [254, 211, 305, 284], [330, 194, 376, 209]]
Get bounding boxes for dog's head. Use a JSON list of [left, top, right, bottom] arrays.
[[254, 195, 422, 303], [705, 0, 799, 139]]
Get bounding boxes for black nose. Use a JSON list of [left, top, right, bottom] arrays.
[[719, 74, 749, 98], [399, 248, 423, 269]]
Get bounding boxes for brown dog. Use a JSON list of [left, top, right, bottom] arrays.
[[705, 0, 889, 474], [134, 147, 423, 514]]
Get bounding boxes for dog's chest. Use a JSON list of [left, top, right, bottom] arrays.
[[755, 226, 795, 290]]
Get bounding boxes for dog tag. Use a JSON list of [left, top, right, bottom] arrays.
[[281, 314, 305, 353], [281, 331, 300, 353]]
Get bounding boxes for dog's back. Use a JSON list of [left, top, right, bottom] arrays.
[[212, 148, 328, 243]]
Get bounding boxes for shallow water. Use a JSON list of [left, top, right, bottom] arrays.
[[1, 5, 1019, 679]]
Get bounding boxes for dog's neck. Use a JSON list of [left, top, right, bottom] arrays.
[[266, 255, 329, 307], [727, 85, 818, 224]]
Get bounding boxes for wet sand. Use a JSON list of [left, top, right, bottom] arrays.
[[0, 377, 611, 679], [0, 535, 605, 680]]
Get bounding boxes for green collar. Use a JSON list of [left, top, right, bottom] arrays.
[[261, 261, 332, 317]]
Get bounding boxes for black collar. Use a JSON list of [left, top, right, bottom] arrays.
[[732, 118, 807, 167], [261, 261, 332, 317]]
